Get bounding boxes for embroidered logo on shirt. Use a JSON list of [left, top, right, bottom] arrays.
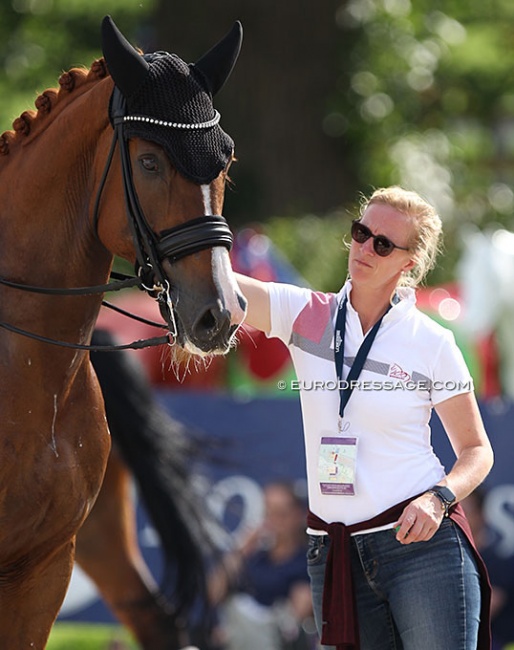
[[389, 363, 411, 381]]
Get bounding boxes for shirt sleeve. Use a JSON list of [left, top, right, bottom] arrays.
[[267, 282, 313, 345], [430, 329, 474, 405]]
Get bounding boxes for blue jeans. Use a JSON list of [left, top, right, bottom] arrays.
[[307, 518, 481, 650]]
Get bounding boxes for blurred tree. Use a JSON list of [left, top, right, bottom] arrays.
[[0, 0, 154, 131], [329, 0, 514, 286]]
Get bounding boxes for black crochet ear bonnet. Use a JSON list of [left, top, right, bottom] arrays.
[[102, 16, 242, 184]]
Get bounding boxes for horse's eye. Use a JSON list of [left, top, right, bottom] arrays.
[[139, 155, 159, 173]]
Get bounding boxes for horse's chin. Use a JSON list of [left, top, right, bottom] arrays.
[[181, 336, 233, 358], [182, 339, 214, 358], [160, 337, 229, 384]]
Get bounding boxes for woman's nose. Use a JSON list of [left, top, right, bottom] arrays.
[[361, 237, 375, 255]]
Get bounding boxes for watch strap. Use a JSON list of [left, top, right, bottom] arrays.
[[427, 485, 456, 517]]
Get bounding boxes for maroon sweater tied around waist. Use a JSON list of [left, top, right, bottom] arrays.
[[307, 498, 492, 650]]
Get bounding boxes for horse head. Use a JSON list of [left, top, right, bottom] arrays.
[[95, 16, 246, 356]]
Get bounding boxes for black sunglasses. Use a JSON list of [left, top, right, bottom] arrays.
[[351, 220, 409, 257]]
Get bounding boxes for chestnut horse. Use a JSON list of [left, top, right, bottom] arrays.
[[0, 16, 244, 650]]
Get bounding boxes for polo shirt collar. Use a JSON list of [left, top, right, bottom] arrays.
[[337, 280, 417, 324]]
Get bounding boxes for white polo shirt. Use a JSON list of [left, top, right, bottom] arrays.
[[268, 280, 473, 526]]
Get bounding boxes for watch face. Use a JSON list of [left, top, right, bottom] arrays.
[[436, 486, 456, 504]]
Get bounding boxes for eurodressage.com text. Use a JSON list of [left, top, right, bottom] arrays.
[[276, 379, 474, 392]]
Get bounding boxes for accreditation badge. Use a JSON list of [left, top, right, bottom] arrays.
[[318, 434, 357, 495]]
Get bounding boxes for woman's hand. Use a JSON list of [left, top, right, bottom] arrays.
[[394, 492, 445, 544], [394, 391, 494, 546]]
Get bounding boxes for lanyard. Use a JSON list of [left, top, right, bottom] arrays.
[[334, 296, 390, 420]]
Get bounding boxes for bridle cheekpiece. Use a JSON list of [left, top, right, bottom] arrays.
[[93, 83, 234, 338]]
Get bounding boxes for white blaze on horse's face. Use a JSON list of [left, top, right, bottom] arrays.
[[211, 246, 246, 325], [201, 184, 214, 217], [202, 183, 247, 341], [175, 184, 246, 358]]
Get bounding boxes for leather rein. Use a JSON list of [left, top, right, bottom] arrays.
[[0, 87, 234, 352]]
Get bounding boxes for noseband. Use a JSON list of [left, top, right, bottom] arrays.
[[92, 86, 234, 335]]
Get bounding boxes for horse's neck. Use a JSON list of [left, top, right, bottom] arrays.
[[0, 78, 116, 362], [0, 78, 114, 286]]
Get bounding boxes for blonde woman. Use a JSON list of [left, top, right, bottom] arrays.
[[235, 186, 493, 650]]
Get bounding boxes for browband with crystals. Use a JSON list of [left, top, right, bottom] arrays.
[[123, 110, 221, 130]]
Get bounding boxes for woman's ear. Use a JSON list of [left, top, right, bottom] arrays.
[[402, 257, 417, 273]]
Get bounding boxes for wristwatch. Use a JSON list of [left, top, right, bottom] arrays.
[[427, 485, 456, 517]]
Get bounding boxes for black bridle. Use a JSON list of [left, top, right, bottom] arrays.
[[0, 86, 234, 352], [0, 272, 172, 351]]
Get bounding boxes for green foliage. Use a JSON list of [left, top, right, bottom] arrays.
[[246, 2, 514, 287], [0, 0, 154, 131], [330, 0, 514, 249]]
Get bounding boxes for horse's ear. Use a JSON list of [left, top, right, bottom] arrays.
[[101, 15, 149, 97], [194, 21, 243, 96]]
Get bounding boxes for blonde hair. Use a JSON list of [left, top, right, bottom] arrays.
[[360, 186, 443, 288]]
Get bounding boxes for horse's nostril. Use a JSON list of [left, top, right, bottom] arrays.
[[189, 301, 240, 351], [197, 309, 218, 333], [194, 303, 230, 341]]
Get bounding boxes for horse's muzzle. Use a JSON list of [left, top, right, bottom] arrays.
[[189, 300, 237, 354]]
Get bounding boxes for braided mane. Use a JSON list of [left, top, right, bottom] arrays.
[[0, 59, 110, 156]]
